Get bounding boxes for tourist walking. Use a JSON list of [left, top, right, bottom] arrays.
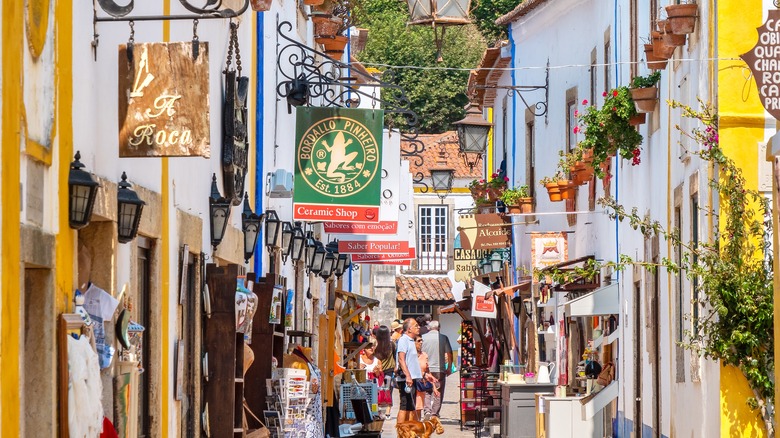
[[421, 321, 452, 419], [374, 325, 396, 419], [415, 336, 439, 421], [395, 318, 422, 423], [390, 319, 403, 343]]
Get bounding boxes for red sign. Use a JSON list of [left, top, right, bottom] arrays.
[[351, 248, 416, 262], [338, 240, 409, 254], [742, 10, 780, 120], [293, 203, 380, 223], [474, 295, 496, 312], [353, 259, 412, 266], [323, 220, 398, 234]]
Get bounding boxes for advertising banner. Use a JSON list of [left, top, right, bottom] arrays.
[[293, 107, 384, 222], [118, 42, 210, 157], [741, 10, 780, 121], [471, 281, 497, 319]]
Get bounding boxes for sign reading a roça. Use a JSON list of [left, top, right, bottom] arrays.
[[118, 42, 210, 157], [294, 107, 384, 222], [742, 10, 780, 120]]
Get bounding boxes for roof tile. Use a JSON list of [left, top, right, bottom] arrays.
[[395, 275, 455, 303], [402, 132, 484, 180]]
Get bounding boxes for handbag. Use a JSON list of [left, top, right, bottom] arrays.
[[414, 379, 434, 393], [377, 387, 393, 406], [596, 362, 614, 386]]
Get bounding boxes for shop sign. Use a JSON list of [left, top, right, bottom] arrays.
[[742, 10, 780, 120], [338, 240, 409, 254], [453, 248, 490, 282], [118, 42, 210, 157], [471, 281, 497, 319], [458, 213, 511, 250], [294, 107, 384, 222], [530, 232, 568, 269], [351, 248, 416, 262], [323, 220, 398, 234]]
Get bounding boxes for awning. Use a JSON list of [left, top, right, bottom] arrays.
[[563, 283, 619, 317]]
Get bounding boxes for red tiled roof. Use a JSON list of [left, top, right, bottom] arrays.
[[402, 132, 483, 180], [467, 42, 511, 108], [396, 275, 455, 303], [495, 0, 551, 26]]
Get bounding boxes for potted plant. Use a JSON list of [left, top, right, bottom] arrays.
[[630, 71, 661, 113], [657, 19, 686, 47], [312, 0, 352, 58], [665, 1, 698, 35], [475, 197, 495, 214], [500, 185, 533, 214], [643, 43, 668, 70], [651, 30, 676, 59], [468, 179, 487, 200], [575, 89, 643, 178], [540, 174, 570, 202], [486, 171, 509, 202]]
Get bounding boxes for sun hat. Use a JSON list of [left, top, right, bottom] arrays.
[[390, 320, 402, 331]]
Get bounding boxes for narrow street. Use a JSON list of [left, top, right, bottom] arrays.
[[382, 372, 475, 438]]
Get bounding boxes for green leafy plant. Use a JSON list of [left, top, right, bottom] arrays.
[[543, 100, 775, 435], [500, 185, 530, 205], [575, 87, 642, 177], [487, 171, 509, 189], [539, 173, 567, 186], [630, 71, 661, 89]]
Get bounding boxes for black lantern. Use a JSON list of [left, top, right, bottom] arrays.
[[309, 241, 326, 274], [68, 151, 100, 230], [290, 222, 306, 262], [209, 174, 232, 250], [430, 167, 454, 200], [522, 299, 533, 317], [280, 222, 294, 262], [117, 172, 145, 244], [241, 193, 263, 263], [334, 253, 349, 277], [453, 102, 493, 170], [511, 296, 523, 318], [320, 250, 336, 279], [264, 210, 281, 249], [304, 230, 317, 268]]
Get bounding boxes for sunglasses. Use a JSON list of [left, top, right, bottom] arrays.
[[415, 340, 423, 343]]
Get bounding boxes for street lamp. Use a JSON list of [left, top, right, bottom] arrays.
[[309, 240, 326, 275], [290, 222, 306, 262], [209, 174, 232, 250], [453, 102, 493, 170], [117, 172, 145, 244], [334, 253, 349, 277], [304, 231, 317, 268], [404, 0, 472, 61], [479, 256, 492, 275], [68, 151, 100, 230], [280, 222, 294, 262], [490, 250, 505, 273], [522, 298, 533, 318], [264, 210, 281, 250], [241, 193, 263, 263], [430, 167, 454, 200], [320, 250, 336, 279], [511, 296, 523, 318]]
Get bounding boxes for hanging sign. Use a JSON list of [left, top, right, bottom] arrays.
[[742, 10, 780, 120], [351, 248, 416, 262], [530, 232, 568, 269], [338, 240, 409, 254], [471, 281, 497, 319], [294, 107, 384, 222], [458, 213, 511, 250], [118, 42, 210, 157]]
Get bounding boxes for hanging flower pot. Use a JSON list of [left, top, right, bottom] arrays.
[[470, 187, 486, 200], [629, 113, 647, 126], [658, 20, 687, 47], [651, 31, 676, 59], [314, 18, 342, 37], [545, 183, 563, 202], [644, 44, 668, 70], [487, 187, 504, 202], [665, 3, 698, 35], [570, 162, 593, 186], [630, 87, 658, 113], [304, 0, 325, 4], [558, 180, 576, 200], [506, 204, 523, 215], [250, 0, 273, 11], [519, 197, 534, 214]]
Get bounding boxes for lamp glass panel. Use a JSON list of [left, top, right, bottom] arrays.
[[431, 171, 452, 191], [459, 124, 490, 154], [212, 207, 229, 241], [491, 258, 502, 273], [281, 223, 293, 256], [70, 185, 92, 223], [291, 232, 305, 261], [244, 223, 259, 257], [321, 254, 335, 277], [310, 249, 325, 272], [118, 202, 138, 239]]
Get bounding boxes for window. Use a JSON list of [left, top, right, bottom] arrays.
[[566, 97, 577, 154], [675, 206, 683, 343], [137, 237, 152, 438], [691, 195, 699, 335], [630, 0, 638, 79], [604, 31, 611, 93], [590, 49, 597, 106], [418, 205, 448, 271], [180, 250, 198, 437], [401, 304, 433, 321], [526, 118, 535, 197]]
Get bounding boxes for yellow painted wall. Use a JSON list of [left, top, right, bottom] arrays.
[[717, 1, 768, 436], [1, 0, 23, 434]]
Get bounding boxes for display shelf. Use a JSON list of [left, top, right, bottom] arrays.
[[592, 329, 619, 350]]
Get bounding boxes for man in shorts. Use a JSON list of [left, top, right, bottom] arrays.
[[396, 318, 422, 423]]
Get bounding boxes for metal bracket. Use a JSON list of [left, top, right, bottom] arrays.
[[92, 0, 249, 57], [473, 60, 550, 123], [274, 21, 429, 188]]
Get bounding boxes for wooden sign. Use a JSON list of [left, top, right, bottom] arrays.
[[118, 42, 210, 157], [458, 213, 511, 250], [742, 10, 780, 120]]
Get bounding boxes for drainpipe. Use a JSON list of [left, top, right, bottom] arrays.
[[613, 0, 620, 281], [509, 23, 521, 364], [254, 10, 265, 276]]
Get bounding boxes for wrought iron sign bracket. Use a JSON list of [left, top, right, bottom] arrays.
[[473, 61, 550, 123], [275, 20, 429, 188], [92, 0, 249, 59]]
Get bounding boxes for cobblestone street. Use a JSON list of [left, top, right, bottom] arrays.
[[381, 372, 475, 438]]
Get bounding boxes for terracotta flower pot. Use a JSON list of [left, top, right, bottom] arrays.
[[662, 30, 686, 47], [250, 0, 273, 11], [666, 3, 698, 35], [314, 18, 341, 37], [644, 44, 668, 70], [506, 204, 523, 215], [558, 180, 576, 200], [582, 148, 594, 164], [630, 87, 658, 113], [519, 197, 534, 214], [570, 163, 593, 186], [487, 187, 504, 202], [304, 0, 325, 4], [545, 183, 563, 202], [629, 113, 647, 126], [651, 31, 676, 59]]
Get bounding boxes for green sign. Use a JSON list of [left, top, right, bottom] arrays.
[[294, 107, 384, 222]]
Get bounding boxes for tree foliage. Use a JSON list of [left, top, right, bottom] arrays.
[[470, 0, 522, 44], [351, 0, 484, 133]]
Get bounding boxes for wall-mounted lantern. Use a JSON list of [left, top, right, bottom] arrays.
[[290, 222, 306, 263], [280, 221, 294, 262], [453, 102, 493, 170], [309, 240, 326, 275], [430, 167, 454, 200], [209, 174, 232, 250], [68, 151, 100, 230], [264, 210, 281, 250], [117, 171, 145, 244], [241, 193, 263, 263]]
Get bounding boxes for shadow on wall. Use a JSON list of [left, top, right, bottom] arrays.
[[720, 363, 767, 437]]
